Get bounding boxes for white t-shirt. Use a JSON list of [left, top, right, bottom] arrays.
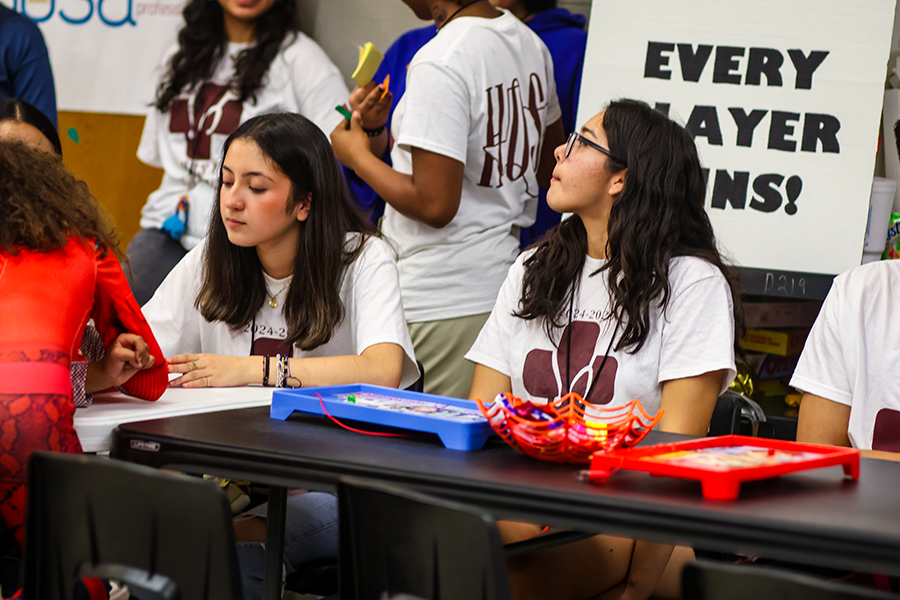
[[138, 34, 349, 250], [466, 253, 736, 415], [142, 236, 420, 389], [790, 261, 900, 451], [383, 11, 561, 323]]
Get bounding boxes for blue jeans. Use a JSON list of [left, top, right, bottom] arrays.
[[236, 492, 339, 600]]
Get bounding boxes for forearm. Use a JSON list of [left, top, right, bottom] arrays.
[[262, 343, 404, 389], [367, 129, 389, 159], [861, 449, 900, 462], [85, 361, 115, 393], [352, 151, 432, 224], [284, 354, 401, 389]]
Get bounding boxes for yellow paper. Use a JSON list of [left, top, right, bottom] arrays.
[[352, 42, 384, 87]]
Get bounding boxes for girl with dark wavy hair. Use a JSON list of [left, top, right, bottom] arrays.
[[468, 99, 740, 600], [0, 141, 166, 552], [141, 113, 417, 599], [126, 0, 348, 306]]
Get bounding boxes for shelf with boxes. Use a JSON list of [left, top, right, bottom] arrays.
[[735, 298, 824, 440]]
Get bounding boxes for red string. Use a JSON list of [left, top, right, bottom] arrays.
[[315, 393, 410, 438]]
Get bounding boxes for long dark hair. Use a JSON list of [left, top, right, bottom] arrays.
[[154, 0, 298, 111], [0, 98, 62, 156], [517, 99, 741, 352], [196, 113, 376, 351], [0, 141, 119, 257]]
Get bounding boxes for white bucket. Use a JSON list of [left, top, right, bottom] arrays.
[[864, 177, 898, 255], [883, 90, 900, 212]]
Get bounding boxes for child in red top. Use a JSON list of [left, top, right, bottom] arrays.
[[0, 140, 167, 547]]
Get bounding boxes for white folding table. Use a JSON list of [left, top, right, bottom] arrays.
[[74, 387, 273, 453]]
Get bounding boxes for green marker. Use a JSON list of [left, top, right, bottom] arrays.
[[335, 105, 352, 121], [348, 394, 356, 404]]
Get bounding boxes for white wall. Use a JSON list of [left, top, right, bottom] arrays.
[[300, 0, 591, 90]]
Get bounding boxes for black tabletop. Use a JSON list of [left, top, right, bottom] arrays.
[[112, 406, 900, 575]]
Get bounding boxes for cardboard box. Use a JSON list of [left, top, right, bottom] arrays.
[[743, 302, 822, 329], [739, 329, 809, 356]]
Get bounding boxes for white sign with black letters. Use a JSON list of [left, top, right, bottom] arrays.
[[578, 0, 896, 276]]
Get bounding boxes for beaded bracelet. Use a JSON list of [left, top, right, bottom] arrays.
[[363, 124, 385, 137], [275, 354, 284, 388], [263, 356, 271, 387], [273, 354, 302, 388]]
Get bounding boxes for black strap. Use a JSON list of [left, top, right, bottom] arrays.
[[564, 291, 620, 402]]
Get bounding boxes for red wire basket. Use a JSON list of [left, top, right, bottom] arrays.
[[475, 392, 664, 463]]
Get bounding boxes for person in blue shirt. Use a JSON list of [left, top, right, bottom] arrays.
[[347, 0, 586, 247], [0, 5, 57, 127]]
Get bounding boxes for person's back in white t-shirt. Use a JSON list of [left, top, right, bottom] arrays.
[[330, 4, 563, 398], [386, 10, 561, 322], [792, 260, 900, 453]]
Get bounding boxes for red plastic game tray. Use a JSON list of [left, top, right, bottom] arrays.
[[588, 435, 859, 501]]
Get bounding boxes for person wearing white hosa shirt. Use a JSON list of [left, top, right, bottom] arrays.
[[467, 100, 739, 600], [792, 261, 900, 460], [127, 0, 348, 305], [331, 0, 565, 399], [142, 113, 418, 600]]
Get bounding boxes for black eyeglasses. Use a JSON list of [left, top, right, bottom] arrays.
[[564, 132, 624, 164]]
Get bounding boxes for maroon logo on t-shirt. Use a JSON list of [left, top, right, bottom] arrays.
[[169, 83, 243, 160], [522, 321, 618, 404], [252, 337, 293, 358], [478, 73, 547, 196], [872, 408, 900, 452]]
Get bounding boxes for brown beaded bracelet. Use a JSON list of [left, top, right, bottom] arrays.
[[364, 124, 385, 137]]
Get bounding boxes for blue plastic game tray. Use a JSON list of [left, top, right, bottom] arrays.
[[270, 384, 493, 451]]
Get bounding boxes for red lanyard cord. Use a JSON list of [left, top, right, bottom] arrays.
[[314, 393, 411, 438]]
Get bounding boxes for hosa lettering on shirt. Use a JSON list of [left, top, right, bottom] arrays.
[[479, 74, 548, 196]]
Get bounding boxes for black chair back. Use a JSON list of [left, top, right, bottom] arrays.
[[407, 360, 425, 393], [708, 394, 742, 437], [684, 560, 900, 600], [708, 391, 768, 437], [23, 452, 243, 600], [338, 477, 511, 600]]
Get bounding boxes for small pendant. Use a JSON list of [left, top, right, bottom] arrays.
[[269, 298, 278, 308]]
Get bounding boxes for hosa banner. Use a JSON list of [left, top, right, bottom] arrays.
[[3, 0, 184, 114], [577, 0, 896, 276]]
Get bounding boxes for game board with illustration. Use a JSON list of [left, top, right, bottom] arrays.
[[270, 384, 493, 451], [588, 435, 859, 500]]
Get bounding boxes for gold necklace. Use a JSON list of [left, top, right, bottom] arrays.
[[268, 286, 288, 308]]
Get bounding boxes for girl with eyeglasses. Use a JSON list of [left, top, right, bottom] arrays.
[[467, 99, 742, 600]]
